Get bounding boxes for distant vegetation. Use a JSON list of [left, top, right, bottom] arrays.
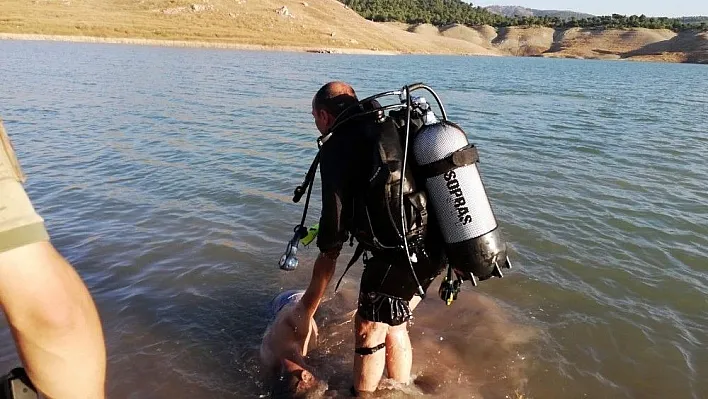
[[341, 0, 507, 26], [484, 5, 594, 21], [339, 0, 708, 31], [679, 16, 708, 25]]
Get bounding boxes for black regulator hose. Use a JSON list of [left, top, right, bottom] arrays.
[[400, 85, 425, 298], [291, 152, 319, 240], [293, 153, 320, 203], [296, 168, 315, 239]]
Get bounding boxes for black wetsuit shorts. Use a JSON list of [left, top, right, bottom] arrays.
[[357, 252, 445, 326]]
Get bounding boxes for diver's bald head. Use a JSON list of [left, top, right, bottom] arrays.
[[312, 81, 359, 117]]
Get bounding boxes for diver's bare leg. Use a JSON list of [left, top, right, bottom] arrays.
[[385, 321, 412, 384], [353, 313, 388, 392]]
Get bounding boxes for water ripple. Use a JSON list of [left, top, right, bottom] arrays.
[[1, 42, 707, 399]]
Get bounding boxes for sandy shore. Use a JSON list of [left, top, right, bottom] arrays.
[[0, 33, 400, 55]]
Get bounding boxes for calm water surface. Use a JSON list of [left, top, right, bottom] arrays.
[[0, 40, 706, 398]]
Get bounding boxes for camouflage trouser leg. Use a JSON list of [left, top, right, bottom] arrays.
[[0, 118, 49, 253]]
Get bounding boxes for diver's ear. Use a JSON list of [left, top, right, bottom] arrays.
[[324, 110, 338, 129]]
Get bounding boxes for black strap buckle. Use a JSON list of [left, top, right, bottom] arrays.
[[0, 368, 38, 399], [418, 144, 480, 179]]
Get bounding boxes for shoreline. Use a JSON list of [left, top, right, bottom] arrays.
[[0, 33, 401, 56], [1, 32, 704, 64], [0, 0, 704, 64]]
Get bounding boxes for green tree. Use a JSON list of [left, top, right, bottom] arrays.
[[338, 0, 706, 31]]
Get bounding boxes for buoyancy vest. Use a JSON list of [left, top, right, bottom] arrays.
[[342, 102, 432, 262]]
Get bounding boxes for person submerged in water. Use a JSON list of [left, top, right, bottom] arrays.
[[260, 288, 327, 398]]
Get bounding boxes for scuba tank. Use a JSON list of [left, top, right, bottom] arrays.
[[412, 113, 511, 283]]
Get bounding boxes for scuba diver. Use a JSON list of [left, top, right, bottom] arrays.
[[302, 82, 446, 395], [0, 118, 107, 399], [279, 81, 512, 395]]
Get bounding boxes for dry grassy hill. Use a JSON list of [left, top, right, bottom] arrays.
[[383, 22, 707, 63], [545, 28, 678, 60], [493, 26, 556, 56], [0, 0, 705, 63], [622, 30, 708, 63], [439, 24, 498, 47], [0, 0, 497, 55]]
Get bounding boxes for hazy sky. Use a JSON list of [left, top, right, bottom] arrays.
[[473, 1, 708, 17]]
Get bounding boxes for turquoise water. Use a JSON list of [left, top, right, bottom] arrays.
[[0, 40, 706, 398]]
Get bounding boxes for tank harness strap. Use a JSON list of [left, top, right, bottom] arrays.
[[334, 244, 366, 293], [417, 144, 479, 179], [354, 342, 386, 356]]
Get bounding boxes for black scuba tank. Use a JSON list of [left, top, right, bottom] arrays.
[[412, 115, 511, 282]]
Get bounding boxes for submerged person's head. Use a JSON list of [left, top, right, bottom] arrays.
[[271, 360, 326, 399], [311, 81, 359, 135]]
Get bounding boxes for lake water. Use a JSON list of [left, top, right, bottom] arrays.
[[0, 40, 706, 399]]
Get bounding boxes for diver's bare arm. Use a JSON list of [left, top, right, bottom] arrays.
[[0, 241, 106, 399], [300, 251, 338, 320]]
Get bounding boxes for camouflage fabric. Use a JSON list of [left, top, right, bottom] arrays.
[[0, 118, 49, 253]]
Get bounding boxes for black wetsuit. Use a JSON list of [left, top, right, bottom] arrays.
[[316, 116, 445, 326]]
